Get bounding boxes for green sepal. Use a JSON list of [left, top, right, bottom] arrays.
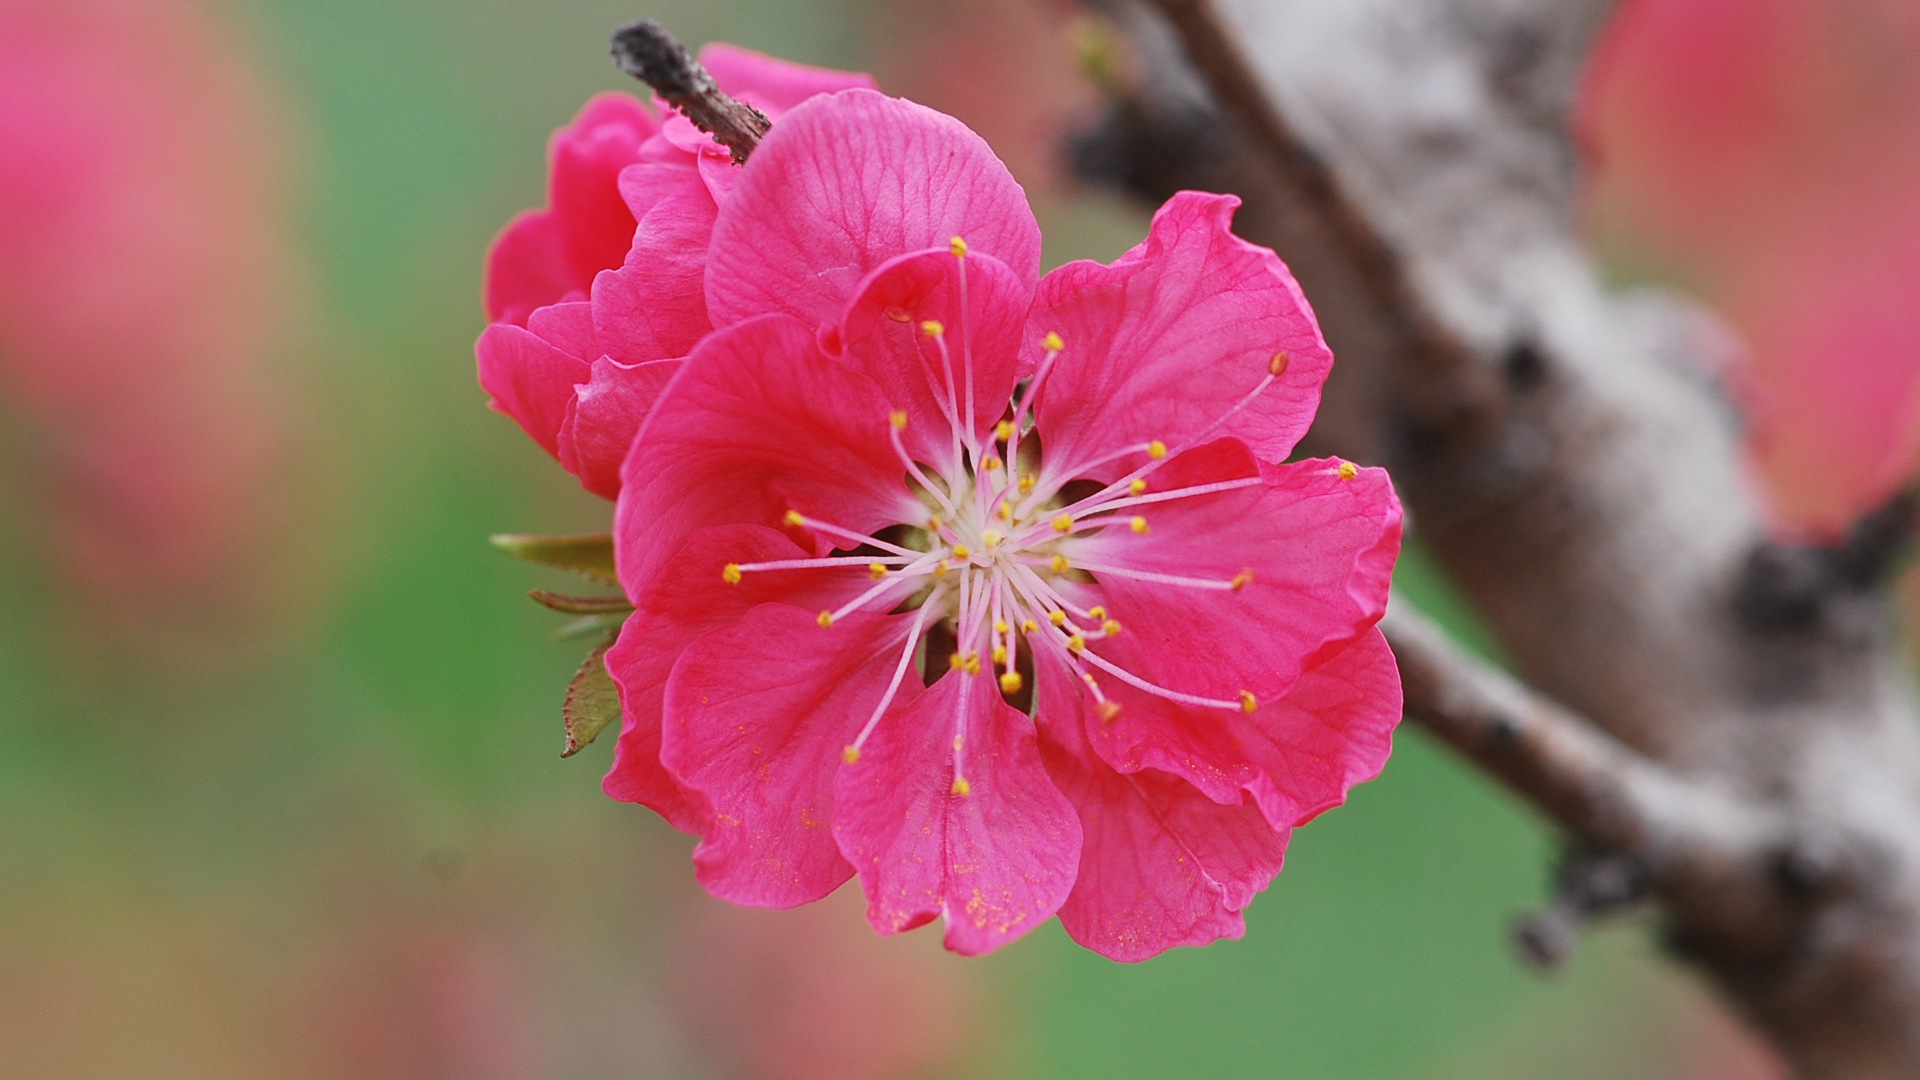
[[562, 632, 622, 758], [491, 533, 619, 586], [528, 589, 632, 615]]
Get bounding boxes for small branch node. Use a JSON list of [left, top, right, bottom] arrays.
[[610, 19, 770, 163], [1514, 848, 1650, 970]]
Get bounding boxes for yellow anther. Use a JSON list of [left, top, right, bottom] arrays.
[[999, 671, 1024, 694], [963, 652, 982, 675], [1129, 478, 1147, 496], [928, 515, 942, 530], [1018, 474, 1036, 493], [933, 560, 950, 578], [843, 745, 861, 764], [949, 235, 969, 258], [1020, 618, 1039, 634], [983, 456, 1002, 471], [982, 529, 1003, 549], [869, 562, 888, 580], [950, 776, 972, 796], [1067, 634, 1086, 653], [1231, 569, 1254, 591], [1147, 439, 1168, 459], [996, 502, 1012, 521], [722, 563, 743, 585], [1130, 516, 1149, 534], [995, 420, 1015, 441], [1042, 330, 1064, 352], [993, 619, 1009, 635], [1102, 620, 1122, 636], [948, 651, 964, 671], [920, 319, 945, 337], [1052, 513, 1073, 533], [890, 410, 909, 430], [952, 544, 971, 559], [1097, 701, 1123, 723], [1337, 461, 1359, 481], [1088, 605, 1107, 621], [992, 644, 1008, 664], [817, 610, 835, 628], [784, 509, 805, 527], [885, 308, 912, 323], [1239, 690, 1258, 714], [1050, 554, 1071, 573], [1270, 350, 1291, 377], [1049, 610, 1068, 627]]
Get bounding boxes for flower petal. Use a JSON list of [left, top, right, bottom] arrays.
[[661, 604, 916, 907], [616, 313, 922, 593], [594, 164, 718, 362], [1034, 650, 1290, 962], [558, 357, 679, 499], [548, 92, 656, 290], [605, 523, 883, 835], [831, 247, 1030, 462], [1073, 439, 1401, 701], [705, 89, 1041, 330], [475, 321, 589, 459], [833, 669, 1081, 955], [483, 210, 572, 325], [1030, 191, 1333, 479], [1086, 628, 1400, 831], [699, 42, 878, 112]]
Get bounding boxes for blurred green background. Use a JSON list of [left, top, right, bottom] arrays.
[[0, 0, 1775, 1076]]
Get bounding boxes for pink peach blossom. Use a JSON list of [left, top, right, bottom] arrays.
[[475, 46, 876, 497], [1581, 0, 1920, 536], [602, 90, 1402, 959]]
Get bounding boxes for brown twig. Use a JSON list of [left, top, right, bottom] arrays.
[[610, 19, 769, 163], [1093, 0, 1920, 1073], [1384, 601, 1775, 866]]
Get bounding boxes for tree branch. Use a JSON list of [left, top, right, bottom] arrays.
[[1087, 0, 1920, 1074], [610, 19, 768, 163], [1384, 601, 1773, 864]]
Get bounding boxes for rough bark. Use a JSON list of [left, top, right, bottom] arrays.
[[1076, 0, 1920, 1075]]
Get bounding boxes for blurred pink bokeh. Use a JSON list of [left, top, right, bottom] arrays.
[[0, 0, 307, 634], [1582, 0, 1920, 537]]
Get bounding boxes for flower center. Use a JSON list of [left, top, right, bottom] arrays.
[[720, 239, 1319, 791]]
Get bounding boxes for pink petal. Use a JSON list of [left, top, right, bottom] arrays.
[[548, 92, 656, 289], [1030, 192, 1333, 479], [1034, 650, 1290, 962], [662, 604, 918, 907], [482, 210, 573, 325], [524, 299, 599, 360], [593, 168, 717, 363], [830, 247, 1030, 462], [1086, 628, 1401, 831], [832, 670, 1081, 955], [705, 90, 1041, 331], [604, 523, 881, 835], [475, 321, 590, 459], [1074, 439, 1401, 701], [557, 357, 679, 499], [615, 313, 924, 594], [699, 42, 879, 113]]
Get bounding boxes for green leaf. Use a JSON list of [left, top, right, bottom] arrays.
[[553, 612, 628, 641], [562, 633, 621, 758], [491, 533, 618, 586], [527, 589, 632, 615]]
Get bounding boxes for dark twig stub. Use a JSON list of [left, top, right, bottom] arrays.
[[610, 19, 770, 163]]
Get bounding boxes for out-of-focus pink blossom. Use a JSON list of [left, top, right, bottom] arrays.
[[475, 47, 876, 498], [601, 89, 1402, 959], [669, 887, 975, 1080], [1582, 0, 1920, 536], [0, 0, 303, 625]]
